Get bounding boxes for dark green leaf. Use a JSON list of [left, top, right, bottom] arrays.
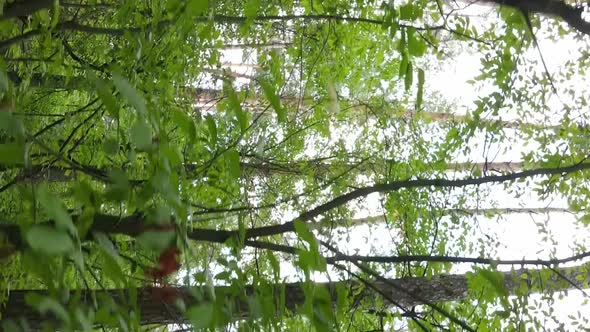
[[172, 110, 197, 142], [137, 230, 175, 252], [399, 51, 408, 80], [205, 114, 217, 147], [130, 120, 152, 151], [416, 68, 425, 109], [404, 61, 413, 91], [399, 4, 423, 20], [223, 81, 248, 132], [225, 148, 241, 179], [0, 143, 24, 165], [259, 77, 285, 123]]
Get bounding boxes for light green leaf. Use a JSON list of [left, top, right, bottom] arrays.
[[186, 0, 209, 16], [225, 148, 241, 179], [294, 220, 315, 246], [244, 0, 260, 18], [0, 112, 24, 139], [407, 28, 427, 57], [26, 225, 74, 255], [112, 73, 147, 115]]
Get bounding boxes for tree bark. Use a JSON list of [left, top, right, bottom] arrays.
[[479, 0, 590, 36], [1, 0, 53, 20], [1, 263, 587, 329], [0, 160, 526, 183]]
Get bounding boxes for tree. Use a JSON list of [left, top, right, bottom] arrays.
[[1, 0, 590, 331]]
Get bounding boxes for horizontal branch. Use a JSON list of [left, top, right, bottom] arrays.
[[312, 206, 574, 228], [0, 14, 453, 50], [247, 161, 590, 238], [0, 160, 526, 184], [0, 162, 587, 257]]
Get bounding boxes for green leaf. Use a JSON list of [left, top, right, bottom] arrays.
[[171, 110, 196, 142], [469, 267, 509, 300], [399, 51, 408, 80], [25, 294, 70, 325], [404, 61, 413, 91], [1, 320, 20, 332], [0, 143, 24, 165], [223, 81, 248, 132], [185, 0, 209, 16], [244, 0, 261, 18], [26, 225, 74, 255], [259, 77, 285, 123], [92, 76, 119, 118], [205, 114, 217, 147], [311, 287, 335, 332], [293, 220, 315, 246], [37, 184, 76, 234], [103, 138, 119, 155], [130, 120, 152, 151], [100, 249, 126, 287], [49, 0, 60, 29], [399, 4, 423, 20], [106, 169, 130, 201], [187, 303, 214, 329], [407, 28, 427, 57], [416, 68, 425, 109], [225, 148, 241, 179], [137, 230, 175, 252], [297, 249, 327, 273], [0, 112, 24, 139], [112, 73, 147, 115]]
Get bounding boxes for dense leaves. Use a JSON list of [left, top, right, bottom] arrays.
[[1, 0, 590, 331]]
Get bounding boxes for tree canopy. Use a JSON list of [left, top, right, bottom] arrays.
[[1, 0, 590, 331]]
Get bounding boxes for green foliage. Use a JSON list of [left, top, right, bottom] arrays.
[[26, 226, 74, 255], [0, 0, 588, 331]]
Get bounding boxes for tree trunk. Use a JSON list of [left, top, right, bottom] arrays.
[[1, 263, 587, 329], [0, 160, 526, 184], [1, 0, 53, 20]]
